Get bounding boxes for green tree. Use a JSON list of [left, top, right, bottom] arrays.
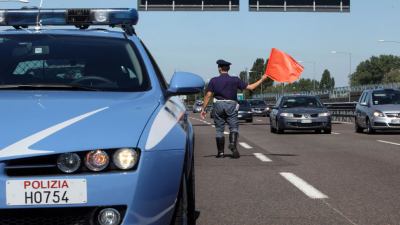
[[350, 55, 400, 86], [239, 70, 247, 83], [319, 69, 335, 90], [249, 58, 273, 95], [383, 69, 400, 83]]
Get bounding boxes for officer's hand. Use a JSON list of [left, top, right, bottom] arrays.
[[200, 110, 207, 120]]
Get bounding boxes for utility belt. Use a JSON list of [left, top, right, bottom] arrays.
[[214, 99, 240, 111], [214, 99, 237, 103]]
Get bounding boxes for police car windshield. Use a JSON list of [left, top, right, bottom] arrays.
[[281, 97, 323, 108], [372, 90, 400, 105], [0, 34, 150, 92]]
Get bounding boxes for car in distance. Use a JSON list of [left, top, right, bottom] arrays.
[[192, 100, 203, 113], [355, 89, 400, 134], [248, 99, 269, 117], [238, 100, 254, 123], [270, 95, 332, 134], [0, 8, 204, 225]]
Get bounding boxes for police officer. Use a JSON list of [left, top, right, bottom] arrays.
[[201, 59, 267, 158]]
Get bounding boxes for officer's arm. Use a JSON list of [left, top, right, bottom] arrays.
[[246, 76, 267, 91], [202, 91, 213, 111]]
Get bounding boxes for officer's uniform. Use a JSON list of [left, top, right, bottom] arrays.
[[206, 60, 248, 158]]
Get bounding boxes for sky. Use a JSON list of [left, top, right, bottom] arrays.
[[1, 0, 400, 87]]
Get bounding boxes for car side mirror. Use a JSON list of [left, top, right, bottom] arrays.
[[360, 102, 368, 106], [167, 72, 205, 97]]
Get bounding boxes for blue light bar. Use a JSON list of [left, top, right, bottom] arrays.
[[0, 8, 138, 27]]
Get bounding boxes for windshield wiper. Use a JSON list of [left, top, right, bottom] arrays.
[[0, 84, 100, 91]]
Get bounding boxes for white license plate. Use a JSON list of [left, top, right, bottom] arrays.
[[392, 119, 400, 124], [301, 119, 312, 124], [6, 179, 87, 206]]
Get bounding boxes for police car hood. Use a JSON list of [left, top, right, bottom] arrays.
[[0, 91, 159, 161]]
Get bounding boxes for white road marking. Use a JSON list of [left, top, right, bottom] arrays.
[[239, 142, 253, 149], [256, 119, 262, 122], [212, 125, 215, 128], [253, 153, 272, 162], [280, 172, 328, 199], [224, 131, 229, 135], [377, 140, 400, 146], [331, 132, 341, 135]]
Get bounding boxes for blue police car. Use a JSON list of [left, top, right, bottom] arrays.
[[0, 8, 204, 225]]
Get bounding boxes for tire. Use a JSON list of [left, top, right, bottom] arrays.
[[171, 161, 196, 225], [276, 119, 284, 134], [366, 118, 375, 134], [354, 118, 363, 133], [246, 119, 253, 123], [324, 128, 332, 134], [315, 129, 322, 134]]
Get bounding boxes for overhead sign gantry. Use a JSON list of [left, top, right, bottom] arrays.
[[138, 0, 240, 11], [249, 0, 350, 12]]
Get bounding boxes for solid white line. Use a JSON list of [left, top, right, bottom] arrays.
[[224, 131, 229, 135], [239, 142, 253, 149], [253, 153, 272, 162], [377, 140, 400, 146], [280, 172, 328, 199]]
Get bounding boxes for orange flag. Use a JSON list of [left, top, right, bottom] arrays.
[[264, 48, 304, 83]]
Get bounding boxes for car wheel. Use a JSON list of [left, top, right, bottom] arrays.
[[270, 119, 276, 133], [354, 118, 363, 133], [276, 119, 284, 134], [246, 119, 253, 123], [324, 128, 332, 134], [171, 165, 196, 225], [366, 118, 375, 134], [315, 129, 322, 134]]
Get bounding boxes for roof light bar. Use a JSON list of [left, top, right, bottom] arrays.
[[0, 8, 138, 27]]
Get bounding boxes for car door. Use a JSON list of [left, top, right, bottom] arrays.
[[355, 92, 366, 126], [359, 92, 370, 127], [270, 97, 282, 127]]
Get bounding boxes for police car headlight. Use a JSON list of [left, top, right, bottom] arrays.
[[93, 10, 109, 23], [113, 148, 138, 170], [280, 113, 293, 117], [57, 153, 81, 173], [85, 150, 109, 171], [0, 11, 5, 24]]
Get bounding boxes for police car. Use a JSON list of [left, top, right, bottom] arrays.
[[0, 8, 204, 225]]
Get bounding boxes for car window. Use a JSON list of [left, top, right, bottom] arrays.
[[359, 92, 366, 103], [372, 90, 400, 105], [0, 34, 150, 92], [281, 97, 323, 108]]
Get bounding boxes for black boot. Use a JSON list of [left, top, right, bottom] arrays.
[[229, 132, 240, 159], [216, 137, 225, 158]]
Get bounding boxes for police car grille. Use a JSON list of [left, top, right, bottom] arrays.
[[0, 207, 94, 225]]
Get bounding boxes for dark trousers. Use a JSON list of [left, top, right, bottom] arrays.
[[213, 101, 239, 138]]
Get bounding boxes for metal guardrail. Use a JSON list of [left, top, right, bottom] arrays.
[[324, 102, 356, 123]]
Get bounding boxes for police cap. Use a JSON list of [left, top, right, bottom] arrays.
[[216, 59, 232, 67]]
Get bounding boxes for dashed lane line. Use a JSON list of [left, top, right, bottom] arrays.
[[280, 172, 328, 199], [331, 132, 341, 135], [239, 142, 253, 149], [224, 131, 229, 135], [212, 125, 215, 128], [253, 153, 272, 162], [377, 140, 400, 146]]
